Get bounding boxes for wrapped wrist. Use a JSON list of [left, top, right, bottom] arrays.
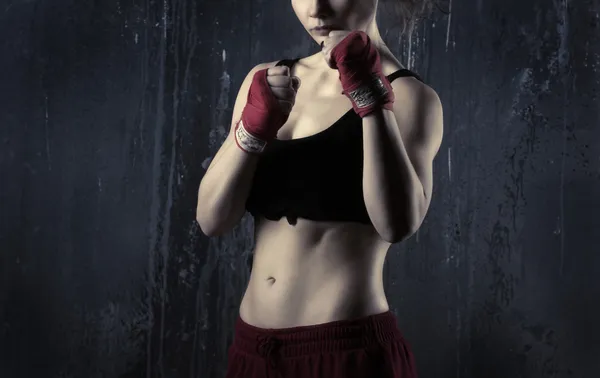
[[234, 120, 268, 155], [343, 72, 395, 118]]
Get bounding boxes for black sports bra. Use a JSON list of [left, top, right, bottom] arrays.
[[245, 58, 423, 225]]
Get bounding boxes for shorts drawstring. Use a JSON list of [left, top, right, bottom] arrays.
[[227, 311, 413, 378], [256, 335, 282, 378]]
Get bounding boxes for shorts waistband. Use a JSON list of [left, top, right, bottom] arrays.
[[232, 310, 404, 358]]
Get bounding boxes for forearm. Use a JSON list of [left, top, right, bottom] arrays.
[[362, 108, 426, 242], [196, 133, 259, 236]]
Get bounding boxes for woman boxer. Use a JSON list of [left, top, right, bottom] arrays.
[[197, 0, 444, 377]]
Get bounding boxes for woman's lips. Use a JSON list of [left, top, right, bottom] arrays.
[[311, 26, 342, 36]]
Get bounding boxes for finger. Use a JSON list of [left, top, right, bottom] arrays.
[[291, 76, 301, 91], [278, 99, 294, 114], [267, 66, 290, 77], [267, 75, 293, 88], [270, 87, 297, 101]]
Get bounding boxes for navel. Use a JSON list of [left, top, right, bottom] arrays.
[[266, 276, 276, 285]]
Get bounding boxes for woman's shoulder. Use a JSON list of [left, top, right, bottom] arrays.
[[379, 58, 435, 100], [380, 58, 442, 123]]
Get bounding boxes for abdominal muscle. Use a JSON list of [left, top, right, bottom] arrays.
[[239, 215, 392, 329]]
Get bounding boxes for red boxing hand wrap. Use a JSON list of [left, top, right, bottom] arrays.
[[330, 31, 395, 118], [236, 68, 290, 154]]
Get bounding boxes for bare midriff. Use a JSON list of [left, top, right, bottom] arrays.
[[239, 215, 392, 329]]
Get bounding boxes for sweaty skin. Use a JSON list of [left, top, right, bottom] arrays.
[[239, 53, 409, 328]]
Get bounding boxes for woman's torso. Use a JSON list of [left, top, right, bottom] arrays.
[[239, 52, 409, 328]]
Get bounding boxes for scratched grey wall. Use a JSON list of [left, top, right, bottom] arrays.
[[1, 0, 599, 377]]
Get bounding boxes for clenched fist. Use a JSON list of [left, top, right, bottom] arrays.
[[236, 65, 302, 153], [266, 65, 301, 115]]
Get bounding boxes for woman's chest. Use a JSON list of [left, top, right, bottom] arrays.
[[276, 80, 354, 141]]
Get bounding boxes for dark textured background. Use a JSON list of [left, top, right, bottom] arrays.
[[1, 0, 599, 377]]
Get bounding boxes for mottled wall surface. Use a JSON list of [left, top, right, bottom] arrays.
[[1, 0, 599, 377]]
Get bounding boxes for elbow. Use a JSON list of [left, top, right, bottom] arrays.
[[382, 200, 427, 243], [196, 206, 226, 237], [196, 215, 230, 237], [369, 190, 427, 243], [377, 216, 422, 244], [196, 202, 243, 237], [196, 213, 219, 237], [196, 184, 226, 237], [195, 194, 214, 236], [379, 228, 412, 244]]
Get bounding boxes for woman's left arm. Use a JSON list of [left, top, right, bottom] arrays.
[[362, 81, 444, 243]]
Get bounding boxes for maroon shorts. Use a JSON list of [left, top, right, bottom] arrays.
[[225, 310, 417, 378]]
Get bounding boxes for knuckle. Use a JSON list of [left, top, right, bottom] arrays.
[[270, 87, 281, 97]]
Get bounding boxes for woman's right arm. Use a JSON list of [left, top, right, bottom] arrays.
[[196, 62, 274, 236]]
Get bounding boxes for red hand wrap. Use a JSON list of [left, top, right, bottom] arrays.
[[330, 31, 395, 118], [240, 68, 290, 142]]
